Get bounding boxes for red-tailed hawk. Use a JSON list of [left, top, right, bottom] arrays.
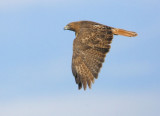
[[64, 21, 137, 90]]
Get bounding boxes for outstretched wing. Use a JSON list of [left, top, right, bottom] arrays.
[[72, 26, 113, 90]]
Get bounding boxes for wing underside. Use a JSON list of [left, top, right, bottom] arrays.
[[72, 27, 113, 90]]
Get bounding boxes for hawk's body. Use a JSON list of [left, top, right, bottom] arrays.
[[64, 21, 137, 90]]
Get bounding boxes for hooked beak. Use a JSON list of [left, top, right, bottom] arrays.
[[64, 25, 70, 30]]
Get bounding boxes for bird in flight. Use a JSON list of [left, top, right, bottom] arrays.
[[64, 20, 137, 90]]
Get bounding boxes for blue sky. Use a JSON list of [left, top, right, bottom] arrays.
[[0, 0, 160, 116]]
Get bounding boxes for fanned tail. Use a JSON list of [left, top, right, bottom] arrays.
[[112, 28, 137, 37]]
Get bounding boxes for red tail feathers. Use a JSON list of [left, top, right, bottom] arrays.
[[112, 28, 137, 37]]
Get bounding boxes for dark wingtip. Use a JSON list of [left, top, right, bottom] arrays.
[[78, 83, 82, 90]]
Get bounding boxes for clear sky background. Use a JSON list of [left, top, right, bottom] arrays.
[[0, 0, 160, 116]]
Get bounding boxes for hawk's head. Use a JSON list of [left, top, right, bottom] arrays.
[[64, 22, 79, 32], [64, 21, 99, 32]]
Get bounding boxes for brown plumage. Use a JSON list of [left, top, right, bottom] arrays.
[[64, 20, 137, 90]]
